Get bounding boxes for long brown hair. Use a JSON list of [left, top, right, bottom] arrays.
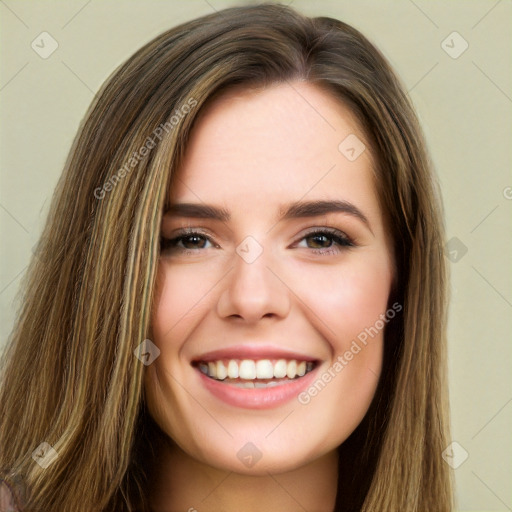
[[0, 3, 453, 510]]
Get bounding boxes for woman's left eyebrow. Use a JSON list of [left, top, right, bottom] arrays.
[[164, 199, 373, 234], [280, 200, 372, 233]]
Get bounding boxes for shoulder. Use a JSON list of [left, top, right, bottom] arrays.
[[0, 479, 20, 511]]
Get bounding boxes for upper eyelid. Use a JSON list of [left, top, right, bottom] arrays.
[[164, 226, 349, 238], [299, 226, 350, 238]]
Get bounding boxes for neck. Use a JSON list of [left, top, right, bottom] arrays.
[[148, 439, 339, 512]]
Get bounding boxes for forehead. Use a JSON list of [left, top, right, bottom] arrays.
[[170, 82, 378, 218]]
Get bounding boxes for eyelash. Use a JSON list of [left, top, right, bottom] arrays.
[[160, 227, 355, 256]]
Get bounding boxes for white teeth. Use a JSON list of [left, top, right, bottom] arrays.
[[273, 359, 287, 378], [227, 360, 239, 379], [216, 361, 227, 380], [199, 358, 316, 381], [286, 360, 297, 379], [256, 359, 274, 379], [239, 360, 256, 379]]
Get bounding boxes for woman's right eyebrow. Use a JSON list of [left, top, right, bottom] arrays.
[[164, 203, 230, 222]]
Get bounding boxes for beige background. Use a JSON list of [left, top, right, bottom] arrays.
[[1, 1, 511, 510]]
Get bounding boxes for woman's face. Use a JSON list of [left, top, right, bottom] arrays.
[[145, 82, 394, 475]]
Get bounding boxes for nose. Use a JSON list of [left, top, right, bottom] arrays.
[[216, 244, 290, 324]]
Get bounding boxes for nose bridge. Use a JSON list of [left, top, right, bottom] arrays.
[[217, 235, 289, 321]]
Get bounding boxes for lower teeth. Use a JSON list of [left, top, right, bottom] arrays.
[[211, 376, 303, 388], [235, 381, 282, 388]]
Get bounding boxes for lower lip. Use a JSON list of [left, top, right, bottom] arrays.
[[195, 366, 319, 409]]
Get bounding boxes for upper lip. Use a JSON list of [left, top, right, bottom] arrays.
[[192, 345, 318, 363]]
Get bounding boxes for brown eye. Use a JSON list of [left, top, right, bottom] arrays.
[[306, 233, 334, 249], [160, 231, 214, 252], [179, 234, 208, 249], [295, 229, 354, 255]]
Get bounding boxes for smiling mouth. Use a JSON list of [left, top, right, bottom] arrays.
[[193, 358, 317, 388]]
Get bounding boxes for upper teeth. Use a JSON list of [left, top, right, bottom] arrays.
[[198, 359, 314, 380]]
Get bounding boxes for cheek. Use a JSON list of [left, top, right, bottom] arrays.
[[289, 254, 392, 443], [146, 265, 215, 448], [285, 253, 393, 350], [152, 264, 216, 344]]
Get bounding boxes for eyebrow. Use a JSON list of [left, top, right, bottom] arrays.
[[164, 200, 372, 231]]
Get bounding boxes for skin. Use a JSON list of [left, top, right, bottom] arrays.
[[145, 81, 394, 512]]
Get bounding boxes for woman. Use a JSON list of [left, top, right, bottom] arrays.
[[0, 4, 453, 511]]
